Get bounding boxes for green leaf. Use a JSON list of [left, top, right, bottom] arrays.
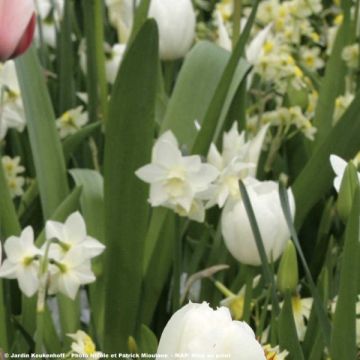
[[63, 122, 101, 162], [15, 47, 69, 218], [192, 0, 260, 155], [103, 19, 158, 352], [160, 41, 229, 148], [293, 92, 360, 227], [330, 187, 360, 360], [57, 0, 76, 113], [128, 0, 152, 45], [238, 181, 280, 314], [337, 162, 359, 222], [278, 292, 305, 360], [137, 325, 158, 357], [312, 6, 351, 147]]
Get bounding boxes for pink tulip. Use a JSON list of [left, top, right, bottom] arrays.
[[0, 0, 36, 61]]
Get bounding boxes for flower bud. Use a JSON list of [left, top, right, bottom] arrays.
[[149, 0, 196, 61], [156, 302, 266, 359], [277, 241, 298, 294], [221, 179, 296, 266], [0, 0, 36, 61], [337, 162, 360, 222]]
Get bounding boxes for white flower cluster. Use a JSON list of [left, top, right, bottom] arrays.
[[0, 212, 105, 299], [1, 155, 25, 198], [136, 127, 295, 266], [0, 61, 26, 140]]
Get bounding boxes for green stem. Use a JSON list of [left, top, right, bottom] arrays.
[[35, 240, 53, 353], [81, 0, 108, 124], [232, 0, 242, 48]]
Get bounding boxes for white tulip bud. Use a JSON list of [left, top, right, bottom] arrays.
[[156, 302, 266, 359], [149, 0, 196, 61], [221, 179, 295, 266]]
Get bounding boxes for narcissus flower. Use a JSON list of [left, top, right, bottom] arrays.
[[56, 106, 88, 139], [1, 155, 25, 198], [48, 248, 96, 300], [0, 227, 42, 297], [136, 131, 218, 216], [205, 124, 269, 208], [221, 178, 295, 266], [68, 330, 103, 359], [0, 0, 36, 61], [46, 211, 105, 259], [156, 302, 266, 359]]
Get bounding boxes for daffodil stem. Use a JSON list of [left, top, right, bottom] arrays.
[[35, 240, 53, 353], [232, 0, 242, 48]]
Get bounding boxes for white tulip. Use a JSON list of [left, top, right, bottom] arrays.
[[148, 0, 196, 60], [221, 178, 295, 266], [0, 227, 42, 297], [45, 211, 105, 259], [156, 302, 266, 359], [330, 154, 360, 192]]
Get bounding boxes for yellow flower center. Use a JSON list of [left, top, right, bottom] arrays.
[[84, 336, 96, 355]]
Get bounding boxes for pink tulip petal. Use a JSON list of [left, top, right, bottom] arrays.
[[11, 13, 36, 59], [0, 0, 35, 61]]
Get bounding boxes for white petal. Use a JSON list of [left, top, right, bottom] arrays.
[[246, 23, 272, 65], [135, 164, 167, 183], [17, 266, 39, 297], [0, 259, 18, 279], [46, 220, 65, 242], [83, 237, 105, 258], [65, 212, 87, 245], [330, 154, 347, 176], [153, 135, 182, 168]]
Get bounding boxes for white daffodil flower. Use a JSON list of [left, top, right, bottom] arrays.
[[290, 295, 313, 341], [221, 178, 295, 266], [45, 211, 105, 259], [136, 131, 219, 214], [56, 106, 88, 139], [67, 330, 103, 359], [48, 247, 96, 300], [330, 154, 360, 192], [0, 61, 26, 139], [0, 227, 42, 297], [205, 124, 269, 208]]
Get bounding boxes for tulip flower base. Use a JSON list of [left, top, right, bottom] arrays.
[[0, 1, 360, 359]]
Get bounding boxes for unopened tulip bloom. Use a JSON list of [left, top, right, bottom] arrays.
[[156, 302, 266, 359], [0, 0, 36, 61], [148, 0, 196, 60], [221, 178, 295, 266]]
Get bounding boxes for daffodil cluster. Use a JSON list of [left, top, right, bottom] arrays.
[[0, 212, 105, 299], [136, 126, 295, 266], [1, 155, 25, 198]]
